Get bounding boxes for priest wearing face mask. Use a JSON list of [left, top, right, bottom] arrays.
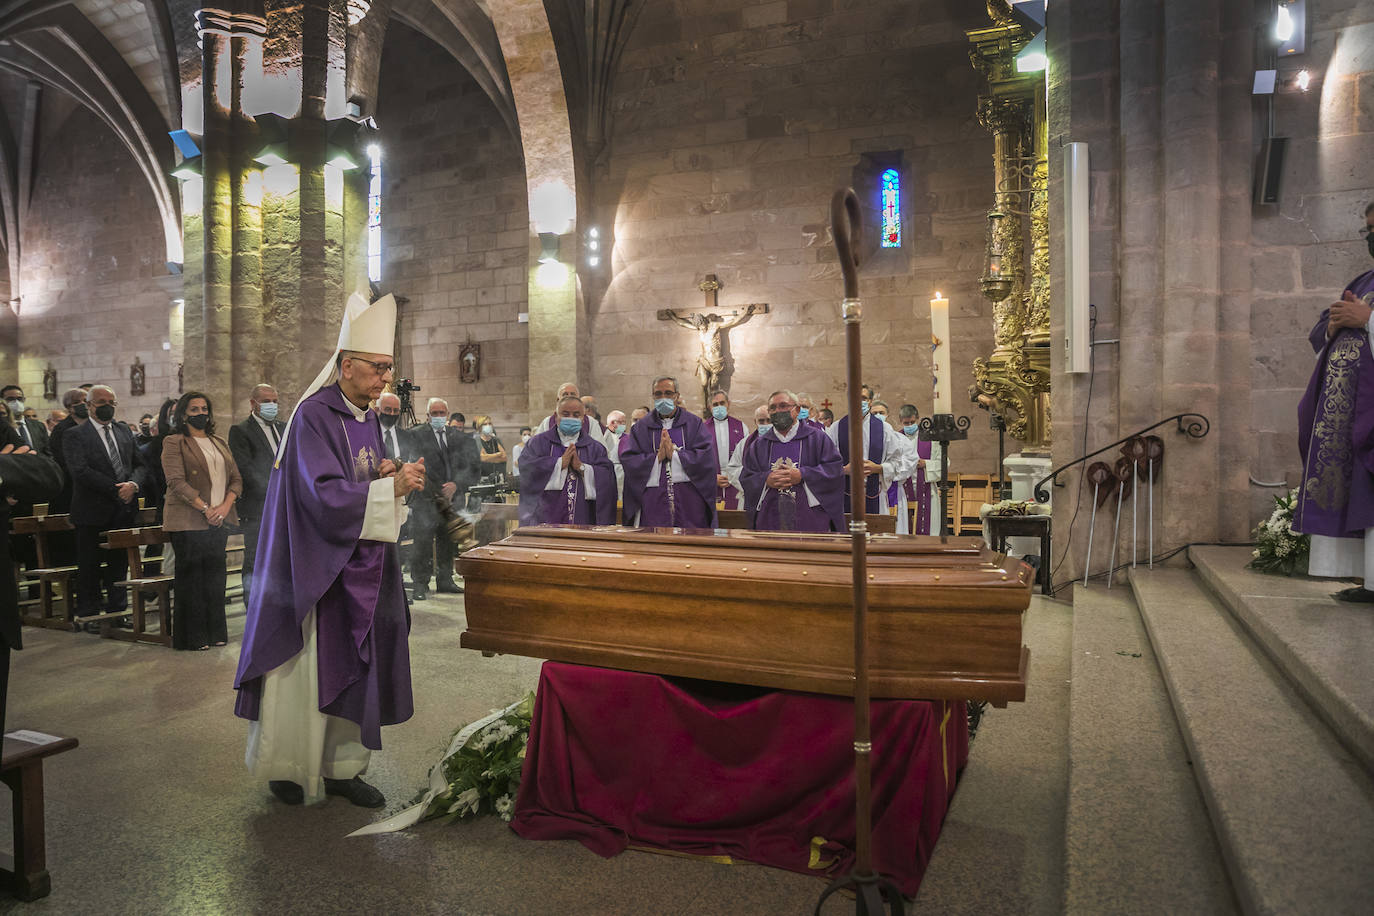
[[620, 376, 718, 528], [890, 403, 934, 535], [707, 390, 746, 510], [519, 396, 617, 526], [535, 382, 604, 440], [739, 390, 844, 532], [229, 383, 286, 608], [600, 411, 627, 502], [725, 404, 771, 494], [795, 392, 823, 430], [826, 391, 915, 520]]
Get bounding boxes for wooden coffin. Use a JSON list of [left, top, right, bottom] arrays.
[[459, 525, 1032, 705]]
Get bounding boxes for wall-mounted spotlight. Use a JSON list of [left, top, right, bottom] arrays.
[[168, 129, 201, 159], [1275, 0, 1307, 56], [326, 117, 378, 171], [170, 156, 203, 181], [1294, 69, 1311, 91], [253, 112, 292, 166], [1010, 0, 1047, 73]]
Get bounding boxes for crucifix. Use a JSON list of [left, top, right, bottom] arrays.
[[656, 274, 769, 411]]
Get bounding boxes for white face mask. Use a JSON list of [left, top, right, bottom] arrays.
[[481, 424, 493, 435]]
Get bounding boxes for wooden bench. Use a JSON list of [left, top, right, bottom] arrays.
[[0, 731, 78, 901], [101, 527, 173, 647], [10, 515, 78, 630]]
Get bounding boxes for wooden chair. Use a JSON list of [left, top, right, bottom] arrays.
[[0, 732, 79, 901], [224, 533, 245, 604], [99, 527, 173, 647], [9, 515, 78, 630]]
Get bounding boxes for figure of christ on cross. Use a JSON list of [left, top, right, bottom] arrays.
[[656, 274, 769, 411]]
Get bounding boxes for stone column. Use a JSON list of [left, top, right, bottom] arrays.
[[196, 9, 237, 409]]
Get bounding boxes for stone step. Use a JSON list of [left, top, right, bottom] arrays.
[[1129, 567, 1374, 915], [1190, 545, 1374, 776], [1064, 585, 1235, 914]]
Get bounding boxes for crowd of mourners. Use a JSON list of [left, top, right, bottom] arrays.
[[0, 373, 936, 652]]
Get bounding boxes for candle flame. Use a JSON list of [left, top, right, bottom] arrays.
[[935, 291, 942, 298]]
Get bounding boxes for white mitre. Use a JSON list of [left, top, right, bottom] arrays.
[[276, 292, 398, 463]]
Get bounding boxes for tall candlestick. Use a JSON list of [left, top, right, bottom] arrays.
[[930, 292, 952, 415]]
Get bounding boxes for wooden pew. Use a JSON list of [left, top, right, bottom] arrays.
[[99, 527, 172, 647], [9, 515, 78, 630], [0, 731, 79, 901]]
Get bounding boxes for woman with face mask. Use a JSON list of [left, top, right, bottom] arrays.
[[161, 392, 243, 650], [473, 414, 508, 485]]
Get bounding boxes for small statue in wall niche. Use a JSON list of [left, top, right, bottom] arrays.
[[130, 356, 146, 397], [459, 342, 480, 383], [42, 364, 57, 401], [177, 362, 184, 395]]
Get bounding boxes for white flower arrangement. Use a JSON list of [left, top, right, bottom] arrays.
[[1248, 488, 1309, 576]]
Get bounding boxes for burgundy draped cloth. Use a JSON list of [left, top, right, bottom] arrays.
[[510, 662, 969, 896]]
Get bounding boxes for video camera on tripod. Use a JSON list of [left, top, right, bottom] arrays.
[[394, 378, 421, 427]]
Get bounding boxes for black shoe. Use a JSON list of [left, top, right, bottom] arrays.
[[82, 621, 101, 634], [269, 780, 304, 805], [324, 776, 385, 808], [1333, 586, 1374, 603], [411, 587, 428, 601], [437, 581, 463, 594]]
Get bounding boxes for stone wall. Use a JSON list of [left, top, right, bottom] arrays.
[[587, 0, 1002, 472], [15, 93, 180, 423], [1249, 1, 1374, 520], [377, 21, 530, 434]]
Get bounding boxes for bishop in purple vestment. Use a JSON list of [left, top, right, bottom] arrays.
[[1295, 205, 1374, 598], [519, 396, 617, 526], [739, 391, 844, 532], [234, 294, 427, 808], [620, 376, 718, 528]]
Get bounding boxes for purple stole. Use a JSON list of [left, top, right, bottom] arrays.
[[835, 414, 885, 513], [750, 436, 833, 532], [712, 416, 746, 509], [888, 435, 933, 534]]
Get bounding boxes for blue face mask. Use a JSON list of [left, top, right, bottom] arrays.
[[861, 401, 869, 416], [558, 417, 583, 438], [757, 422, 771, 432], [259, 402, 279, 422], [798, 407, 809, 420], [711, 405, 728, 421], [903, 423, 918, 436], [654, 398, 676, 417], [430, 416, 447, 431]]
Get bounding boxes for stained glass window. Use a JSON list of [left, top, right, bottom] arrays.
[[367, 145, 382, 282], [880, 168, 901, 248]]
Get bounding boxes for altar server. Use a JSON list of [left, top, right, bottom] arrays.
[[519, 396, 616, 526], [828, 393, 915, 518], [708, 390, 746, 510], [739, 390, 844, 532], [620, 376, 717, 528], [234, 292, 426, 809]]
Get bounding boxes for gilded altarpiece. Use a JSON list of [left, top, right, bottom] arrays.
[[967, 3, 1052, 451]]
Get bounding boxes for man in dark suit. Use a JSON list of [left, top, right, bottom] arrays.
[[404, 397, 479, 599], [2, 385, 50, 455], [227, 383, 285, 607], [64, 385, 149, 629], [0, 445, 63, 736]]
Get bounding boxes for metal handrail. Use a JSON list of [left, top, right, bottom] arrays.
[[1033, 413, 1210, 503]]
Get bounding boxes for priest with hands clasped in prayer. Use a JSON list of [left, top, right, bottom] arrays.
[[739, 390, 844, 532], [620, 376, 718, 528], [233, 292, 426, 810], [519, 395, 617, 526], [826, 391, 915, 518]]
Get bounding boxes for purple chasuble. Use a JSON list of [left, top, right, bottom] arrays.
[[835, 414, 886, 513], [889, 435, 934, 534], [1295, 268, 1374, 538], [620, 408, 718, 529], [233, 385, 413, 750], [518, 427, 617, 526], [739, 423, 844, 532], [712, 416, 747, 510]]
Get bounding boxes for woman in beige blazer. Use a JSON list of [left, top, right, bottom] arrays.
[[162, 392, 242, 650]]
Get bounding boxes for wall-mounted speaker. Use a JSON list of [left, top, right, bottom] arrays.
[[1255, 137, 1288, 206]]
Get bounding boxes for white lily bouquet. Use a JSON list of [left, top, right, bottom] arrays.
[[1248, 488, 1309, 576]]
